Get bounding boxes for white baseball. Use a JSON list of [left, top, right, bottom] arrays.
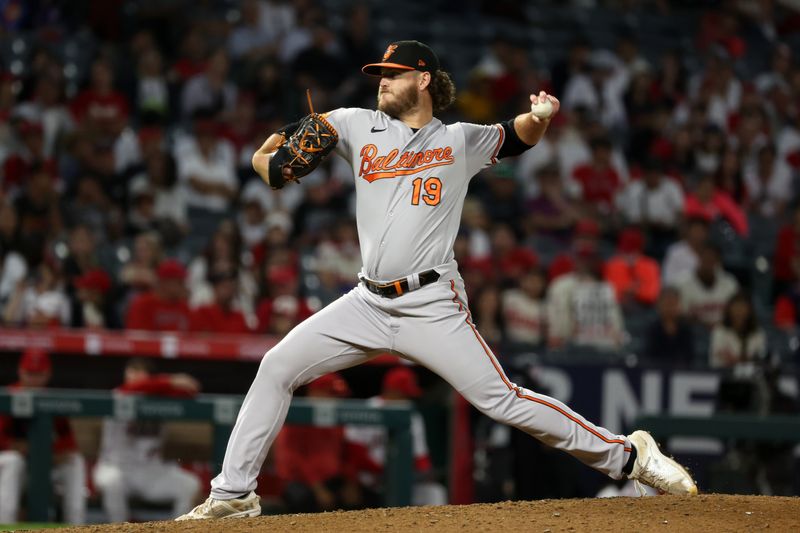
[[530, 98, 554, 119]]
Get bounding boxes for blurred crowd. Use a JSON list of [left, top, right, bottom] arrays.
[[2, 0, 800, 373]]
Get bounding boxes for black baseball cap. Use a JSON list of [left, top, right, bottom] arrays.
[[362, 40, 440, 76]]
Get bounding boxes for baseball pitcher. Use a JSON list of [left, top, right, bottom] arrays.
[[178, 40, 696, 520]]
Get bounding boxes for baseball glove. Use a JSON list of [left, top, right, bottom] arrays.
[[268, 91, 338, 189]]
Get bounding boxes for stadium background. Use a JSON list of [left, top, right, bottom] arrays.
[[1, 0, 800, 526]]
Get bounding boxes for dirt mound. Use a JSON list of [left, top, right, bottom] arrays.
[[51, 494, 799, 533]]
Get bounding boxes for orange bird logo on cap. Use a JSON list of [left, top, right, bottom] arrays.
[[383, 44, 398, 61]]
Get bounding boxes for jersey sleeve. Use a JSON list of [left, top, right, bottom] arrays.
[[320, 107, 365, 163], [460, 122, 505, 177]]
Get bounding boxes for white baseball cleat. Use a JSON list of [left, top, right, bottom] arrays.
[[175, 491, 261, 520], [626, 430, 698, 496]]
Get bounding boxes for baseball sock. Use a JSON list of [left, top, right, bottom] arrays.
[[622, 445, 637, 476]]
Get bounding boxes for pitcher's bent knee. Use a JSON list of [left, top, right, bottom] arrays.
[[254, 347, 302, 391]]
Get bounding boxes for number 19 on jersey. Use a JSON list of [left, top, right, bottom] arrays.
[[411, 177, 442, 206]]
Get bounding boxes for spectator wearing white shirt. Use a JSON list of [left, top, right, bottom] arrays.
[[501, 269, 547, 347], [144, 150, 189, 242], [662, 217, 710, 287], [743, 144, 792, 218], [11, 70, 74, 159], [258, 0, 296, 46], [709, 291, 766, 369], [2, 262, 70, 327], [776, 104, 800, 167], [176, 118, 237, 215], [0, 247, 26, 308], [547, 244, 626, 351], [0, 202, 26, 306], [678, 244, 739, 329], [228, 0, 277, 61], [136, 48, 169, 121], [616, 159, 684, 258], [754, 43, 792, 96], [180, 50, 237, 121], [562, 49, 629, 132], [687, 49, 742, 132]]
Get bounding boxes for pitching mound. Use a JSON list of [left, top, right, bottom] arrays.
[[53, 494, 798, 533]]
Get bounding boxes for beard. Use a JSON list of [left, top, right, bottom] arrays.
[[377, 83, 419, 118]]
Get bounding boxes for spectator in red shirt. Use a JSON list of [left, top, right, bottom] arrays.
[[256, 265, 314, 335], [773, 242, 800, 330], [0, 349, 87, 524], [2, 120, 59, 198], [191, 266, 251, 334], [774, 287, 800, 331], [69, 267, 119, 329], [547, 218, 600, 281], [684, 174, 749, 237], [69, 58, 129, 128], [490, 224, 538, 285], [773, 206, 800, 289], [170, 26, 209, 85], [125, 259, 192, 331], [603, 228, 661, 307], [0, 71, 16, 125], [274, 373, 373, 513], [696, 8, 746, 60], [571, 137, 621, 218]]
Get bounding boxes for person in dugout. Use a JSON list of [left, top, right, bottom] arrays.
[[0, 349, 87, 524], [92, 357, 202, 522], [345, 365, 448, 506], [272, 373, 378, 513]]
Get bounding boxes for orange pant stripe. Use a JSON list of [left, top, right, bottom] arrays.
[[449, 280, 631, 453]]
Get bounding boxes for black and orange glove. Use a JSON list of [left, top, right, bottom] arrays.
[[268, 91, 338, 189]]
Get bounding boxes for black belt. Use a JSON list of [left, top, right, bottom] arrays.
[[361, 269, 440, 297]]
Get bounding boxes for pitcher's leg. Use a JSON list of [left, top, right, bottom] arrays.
[[211, 289, 389, 499], [396, 279, 630, 479]]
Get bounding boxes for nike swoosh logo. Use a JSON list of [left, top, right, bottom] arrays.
[[370, 127, 387, 133]]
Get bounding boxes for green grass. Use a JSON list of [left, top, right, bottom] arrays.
[[0, 524, 67, 531]]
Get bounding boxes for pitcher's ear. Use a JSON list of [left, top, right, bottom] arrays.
[[419, 71, 431, 90]]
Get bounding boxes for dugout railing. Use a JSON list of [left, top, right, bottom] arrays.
[[0, 389, 414, 522]]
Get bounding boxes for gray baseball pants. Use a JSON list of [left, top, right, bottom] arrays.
[[210, 263, 631, 499]]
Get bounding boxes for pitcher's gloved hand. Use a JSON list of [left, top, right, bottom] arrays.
[[268, 112, 338, 189]]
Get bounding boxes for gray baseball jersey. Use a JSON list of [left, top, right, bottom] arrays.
[[324, 108, 503, 280], [209, 108, 632, 502]]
